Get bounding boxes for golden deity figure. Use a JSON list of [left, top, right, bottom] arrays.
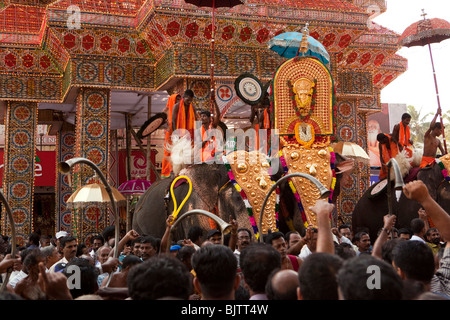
[[292, 77, 315, 117]]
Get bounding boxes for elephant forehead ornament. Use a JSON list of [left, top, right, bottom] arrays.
[[272, 54, 336, 228], [224, 150, 278, 237], [280, 144, 335, 227], [293, 77, 315, 116]]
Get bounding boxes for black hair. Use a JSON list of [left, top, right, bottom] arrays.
[[191, 245, 237, 299], [237, 228, 252, 239], [140, 235, 158, 248], [187, 226, 204, 243], [299, 252, 344, 300], [200, 110, 211, 117], [240, 243, 281, 294], [381, 238, 403, 265], [338, 223, 352, 231], [127, 255, 192, 300], [101, 226, 115, 241], [63, 258, 100, 299], [184, 89, 194, 98], [91, 234, 105, 244], [392, 240, 435, 283], [264, 231, 285, 245], [28, 232, 40, 246], [337, 255, 403, 300], [401, 113, 412, 120], [60, 236, 77, 249], [410, 218, 425, 234], [76, 243, 87, 257], [377, 133, 388, 142], [122, 255, 142, 269], [334, 243, 356, 260]]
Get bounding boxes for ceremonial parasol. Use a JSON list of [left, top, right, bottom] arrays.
[[118, 179, 151, 231], [398, 10, 450, 153], [118, 179, 152, 195], [66, 182, 127, 232], [184, 0, 244, 110], [268, 25, 330, 65], [66, 183, 127, 209], [332, 141, 370, 163]]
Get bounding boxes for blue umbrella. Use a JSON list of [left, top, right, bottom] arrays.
[[268, 30, 330, 65]]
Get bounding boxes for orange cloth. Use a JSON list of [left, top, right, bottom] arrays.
[[255, 123, 260, 150], [263, 108, 270, 129], [379, 134, 399, 179], [176, 99, 196, 138], [201, 124, 217, 161], [420, 156, 435, 168], [161, 94, 180, 178], [398, 122, 412, 147]]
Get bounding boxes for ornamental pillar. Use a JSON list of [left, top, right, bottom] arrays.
[[70, 88, 111, 244], [2, 101, 38, 245], [56, 124, 75, 234]]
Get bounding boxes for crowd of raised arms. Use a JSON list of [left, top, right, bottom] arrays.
[[0, 179, 449, 301]]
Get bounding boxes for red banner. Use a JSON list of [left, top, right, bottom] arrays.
[[0, 150, 56, 187], [118, 149, 159, 184]]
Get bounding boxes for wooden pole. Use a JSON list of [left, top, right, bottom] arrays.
[[125, 113, 132, 180], [131, 128, 160, 181], [210, 1, 216, 114], [427, 42, 447, 154], [146, 96, 153, 181]]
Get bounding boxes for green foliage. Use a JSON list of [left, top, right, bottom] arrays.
[[407, 105, 433, 144], [441, 110, 450, 144]]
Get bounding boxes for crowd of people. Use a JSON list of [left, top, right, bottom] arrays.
[[0, 94, 448, 302], [0, 178, 448, 301]]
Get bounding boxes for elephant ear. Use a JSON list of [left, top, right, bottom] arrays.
[[367, 179, 388, 199], [335, 158, 354, 175]]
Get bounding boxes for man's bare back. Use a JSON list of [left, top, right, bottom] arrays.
[[423, 108, 444, 157], [423, 133, 443, 157]]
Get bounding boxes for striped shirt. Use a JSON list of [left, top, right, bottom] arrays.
[[430, 247, 450, 297]]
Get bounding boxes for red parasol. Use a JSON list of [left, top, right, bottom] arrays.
[[399, 10, 450, 153], [184, 0, 244, 111]]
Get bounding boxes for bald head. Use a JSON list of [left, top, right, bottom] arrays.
[[266, 269, 299, 300]]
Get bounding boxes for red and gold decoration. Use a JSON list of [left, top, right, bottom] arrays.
[[224, 150, 278, 237], [1, 102, 38, 245], [56, 130, 76, 233], [274, 57, 334, 139], [71, 88, 111, 241], [0, 0, 407, 236]]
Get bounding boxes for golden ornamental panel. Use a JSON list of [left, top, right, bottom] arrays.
[[273, 57, 334, 137], [282, 144, 333, 227], [226, 150, 277, 234]]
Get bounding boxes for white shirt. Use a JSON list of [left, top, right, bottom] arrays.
[[410, 235, 426, 243], [298, 245, 312, 260], [8, 270, 27, 288], [48, 257, 68, 273]]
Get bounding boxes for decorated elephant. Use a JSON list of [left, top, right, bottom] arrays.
[[133, 49, 353, 241], [132, 144, 353, 241], [132, 162, 248, 240], [352, 156, 450, 242]]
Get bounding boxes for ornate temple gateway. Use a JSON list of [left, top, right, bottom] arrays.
[[0, 0, 406, 244]]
